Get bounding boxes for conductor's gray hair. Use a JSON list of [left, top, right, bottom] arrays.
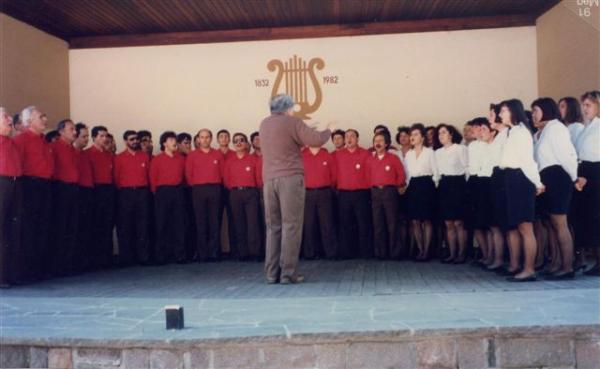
[[270, 94, 295, 114], [21, 106, 38, 127]]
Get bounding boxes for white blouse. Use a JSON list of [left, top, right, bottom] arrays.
[[500, 124, 543, 189], [405, 147, 439, 185], [575, 116, 600, 162], [567, 122, 585, 146], [467, 140, 483, 177], [435, 143, 468, 177], [477, 142, 494, 178], [489, 126, 509, 168], [534, 119, 578, 181]]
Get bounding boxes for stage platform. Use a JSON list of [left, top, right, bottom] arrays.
[[1, 260, 599, 369]]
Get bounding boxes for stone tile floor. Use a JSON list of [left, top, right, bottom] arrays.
[[1, 260, 599, 341]]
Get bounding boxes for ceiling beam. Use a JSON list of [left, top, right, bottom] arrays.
[[69, 13, 537, 49]]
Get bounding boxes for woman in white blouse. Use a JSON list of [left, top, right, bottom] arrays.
[[488, 103, 510, 273], [573, 91, 600, 276], [435, 124, 468, 263], [532, 98, 578, 280], [403, 123, 439, 261], [498, 99, 544, 282], [558, 97, 585, 146]]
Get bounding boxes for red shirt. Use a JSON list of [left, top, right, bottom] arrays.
[[0, 135, 23, 177], [85, 145, 113, 185], [13, 129, 54, 179], [367, 152, 406, 187], [220, 148, 236, 161], [185, 148, 224, 185], [114, 150, 150, 188], [51, 139, 79, 184], [253, 153, 264, 188], [335, 147, 371, 190], [77, 149, 94, 188], [224, 152, 260, 189], [149, 151, 185, 192], [302, 148, 336, 188]]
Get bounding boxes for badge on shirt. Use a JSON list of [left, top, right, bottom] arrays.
[[385, 165, 390, 171], [322, 161, 328, 166], [355, 163, 361, 170], [245, 166, 251, 172], [214, 160, 218, 164], [142, 163, 146, 168]]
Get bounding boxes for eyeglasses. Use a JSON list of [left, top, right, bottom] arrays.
[[233, 139, 246, 144]]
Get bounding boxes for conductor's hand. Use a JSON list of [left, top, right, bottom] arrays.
[[326, 121, 338, 131]]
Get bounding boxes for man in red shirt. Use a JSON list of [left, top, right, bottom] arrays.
[[177, 132, 196, 262], [114, 130, 151, 266], [73, 122, 94, 273], [13, 106, 54, 282], [0, 107, 22, 288], [85, 125, 115, 269], [217, 129, 236, 257], [186, 129, 224, 262], [330, 129, 345, 158], [251, 131, 266, 257], [223, 133, 261, 261], [335, 129, 373, 259], [301, 146, 338, 259], [150, 131, 186, 264], [367, 131, 406, 259], [50, 119, 80, 277]]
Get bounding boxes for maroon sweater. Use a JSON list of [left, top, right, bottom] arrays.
[[259, 113, 330, 182]]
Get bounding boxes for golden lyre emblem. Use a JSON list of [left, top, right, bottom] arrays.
[[267, 55, 325, 120]]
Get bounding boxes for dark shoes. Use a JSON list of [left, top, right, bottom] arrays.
[[583, 266, 600, 276], [507, 273, 537, 282], [280, 274, 305, 285], [546, 271, 575, 280]]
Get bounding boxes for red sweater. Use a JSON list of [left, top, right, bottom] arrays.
[[51, 139, 79, 184], [185, 148, 224, 185], [85, 145, 113, 185], [13, 129, 54, 179], [149, 151, 185, 192], [77, 149, 94, 188], [302, 148, 336, 188], [0, 135, 22, 177], [224, 152, 260, 189], [114, 150, 150, 188], [335, 147, 371, 190], [367, 152, 406, 187]]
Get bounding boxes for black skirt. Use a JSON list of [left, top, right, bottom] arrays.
[[572, 161, 600, 249], [539, 165, 573, 216], [463, 176, 478, 230], [437, 175, 467, 221], [491, 167, 508, 230], [474, 176, 493, 230], [504, 168, 536, 229], [406, 176, 436, 221]]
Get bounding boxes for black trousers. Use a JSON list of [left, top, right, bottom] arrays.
[[18, 176, 52, 281], [0, 176, 18, 285], [51, 181, 79, 276], [91, 184, 115, 269], [117, 187, 151, 265], [338, 189, 373, 259], [229, 187, 261, 260], [183, 186, 196, 261], [371, 186, 401, 259], [76, 186, 94, 273], [302, 188, 338, 259], [154, 185, 186, 263], [220, 187, 236, 257], [192, 184, 222, 261]]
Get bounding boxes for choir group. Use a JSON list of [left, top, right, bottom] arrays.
[[0, 90, 598, 288]]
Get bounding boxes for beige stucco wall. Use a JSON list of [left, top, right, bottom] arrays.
[[0, 13, 70, 127], [537, 0, 600, 100], [69, 26, 538, 151]]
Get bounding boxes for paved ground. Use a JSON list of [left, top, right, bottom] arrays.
[[1, 260, 599, 341]]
